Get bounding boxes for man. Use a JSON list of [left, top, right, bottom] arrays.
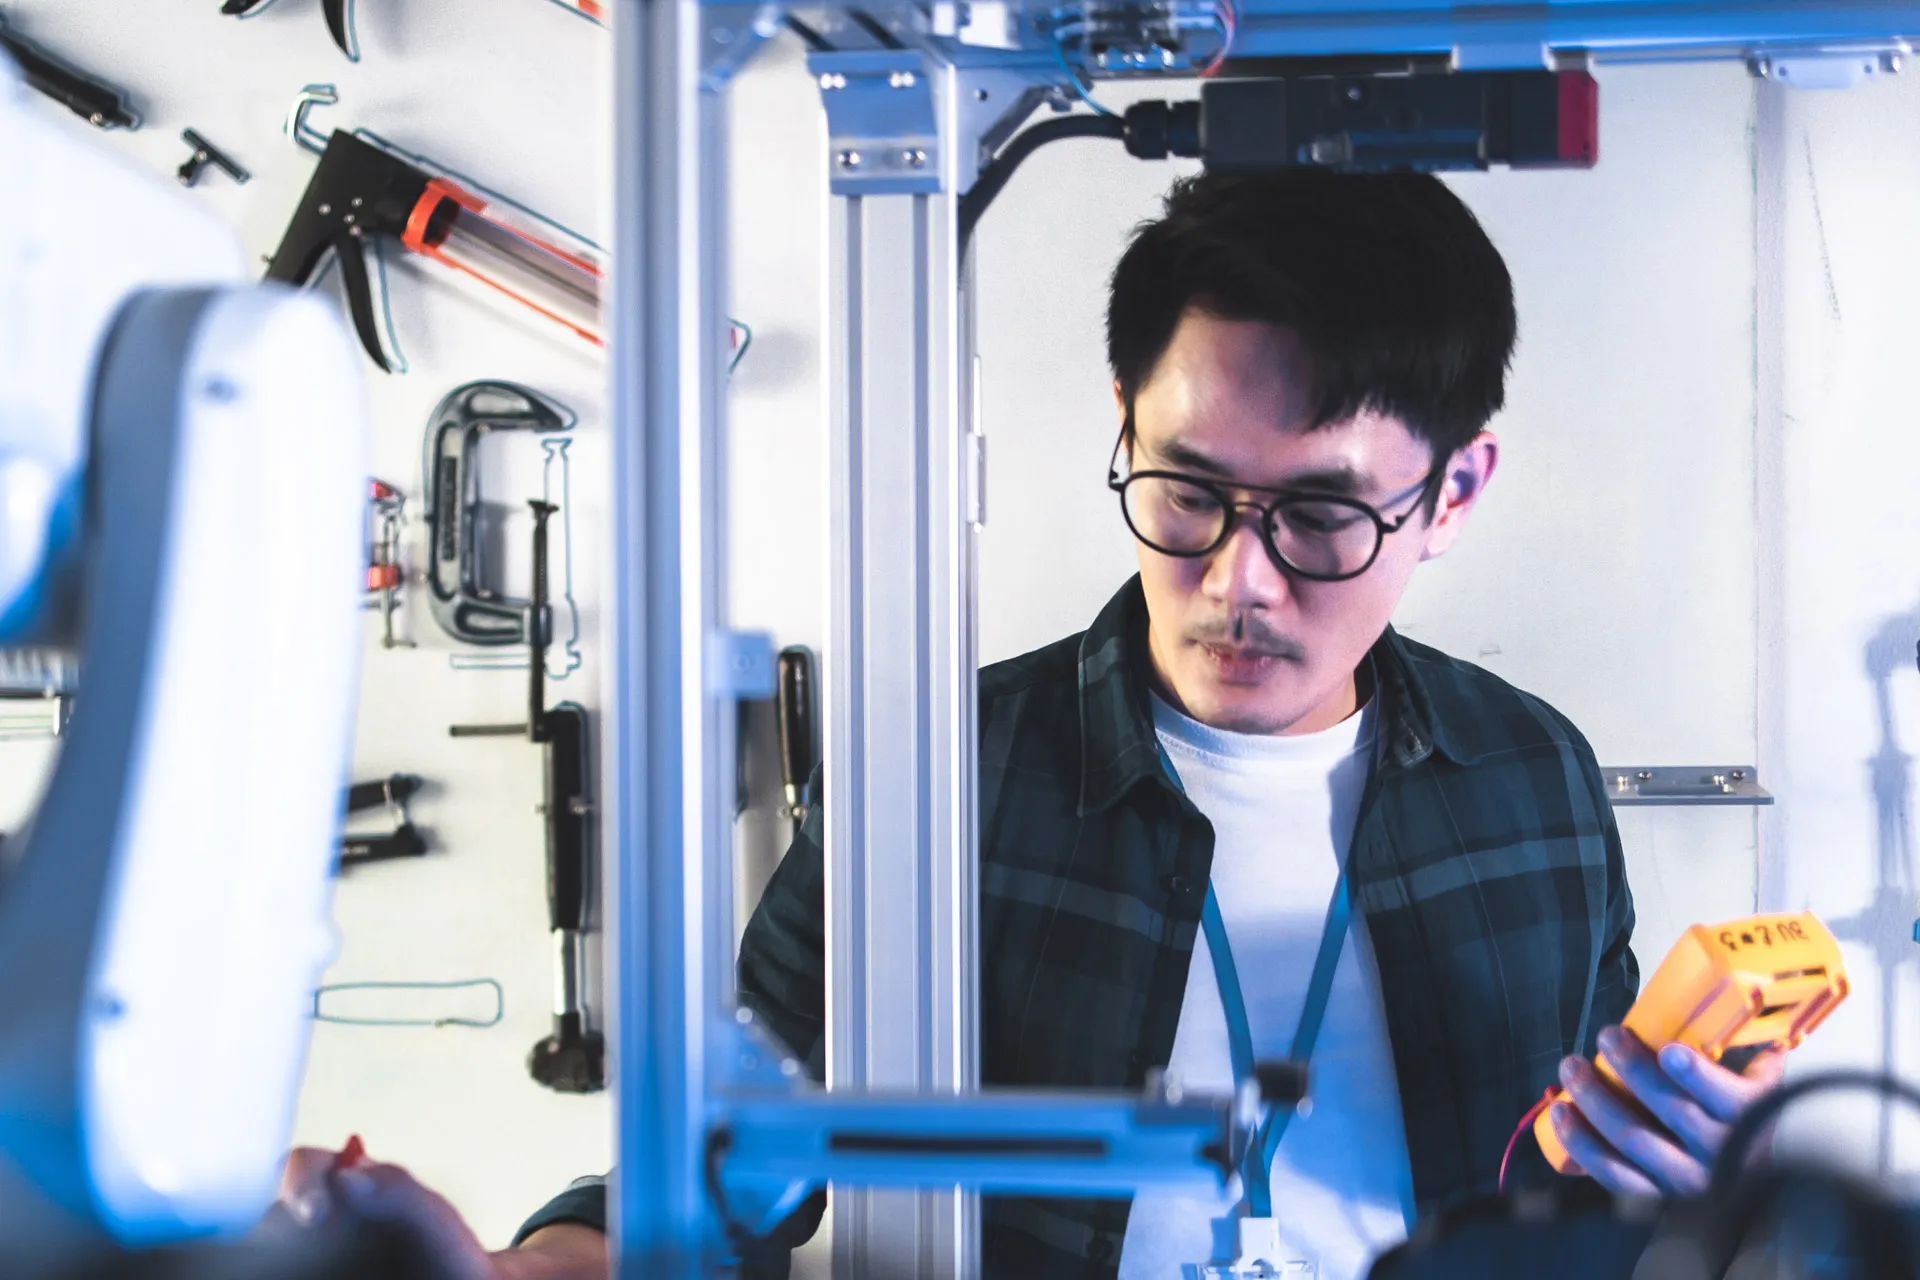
[[283, 171, 1782, 1278]]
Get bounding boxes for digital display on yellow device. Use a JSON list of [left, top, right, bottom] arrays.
[[1533, 911, 1849, 1174]]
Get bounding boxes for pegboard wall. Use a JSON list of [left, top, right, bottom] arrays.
[[1, 0, 618, 1246], [0, 0, 839, 1252]]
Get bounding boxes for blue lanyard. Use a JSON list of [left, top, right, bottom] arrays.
[[1157, 742, 1354, 1219]]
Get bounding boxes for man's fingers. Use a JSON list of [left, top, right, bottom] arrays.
[[1558, 1056, 1708, 1196], [1655, 1042, 1773, 1127], [1549, 1103, 1660, 1198], [1599, 1029, 1725, 1165], [334, 1161, 492, 1280], [276, 1147, 348, 1226]]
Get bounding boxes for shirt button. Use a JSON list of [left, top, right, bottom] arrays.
[[1088, 1235, 1114, 1263]]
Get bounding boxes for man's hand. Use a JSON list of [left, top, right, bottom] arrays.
[[1549, 1027, 1785, 1197], [275, 1144, 608, 1280]]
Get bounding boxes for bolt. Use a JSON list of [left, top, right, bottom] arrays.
[[889, 70, 917, 88], [818, 72, 847, 90], [902, 147, 928, 168], [1346, 84, 1364, 102], [1638, 770, 1653, 782], [837, 149, 862, 169], [351, 196, 363, 208], [1890, 54, 1905, 73], [735, 1007, 754, 1024], [975, 88, 990, 101], [318, 202, 333, 215], [1615, 775, 1629, 789], [570, 797, 593, 816], [1732, 769, 1747, 781]]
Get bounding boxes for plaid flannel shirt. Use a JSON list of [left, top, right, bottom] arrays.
[[520, 576, 1638, 1277]]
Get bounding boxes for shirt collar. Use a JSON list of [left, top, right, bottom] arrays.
[[1075, 578, 1479, 816]]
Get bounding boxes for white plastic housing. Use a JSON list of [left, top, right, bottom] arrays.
[[80, 287, 366, 1240]]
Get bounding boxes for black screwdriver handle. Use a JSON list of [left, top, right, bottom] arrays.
[[337, 824, 428, 870], [776, 647, 817, 820]]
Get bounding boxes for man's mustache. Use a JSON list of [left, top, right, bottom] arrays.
[[1186, 612, 1306, 661]]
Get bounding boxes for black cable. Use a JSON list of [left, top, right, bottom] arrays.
[[782, 14, 833, 52], [1711, 1069, 1920, 1194], [846, 7, 904, 49], [957, 113, 1128, 254]]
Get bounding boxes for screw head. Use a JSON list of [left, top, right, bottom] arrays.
[[889, 70, 917, 88], [317, 202, 333, 215], [837, 149, 862, 169], [974, 87, 990, 101], [818, 72, 847, 90], [1638, 770, 1653, 781], [902, 147, 927, 168]]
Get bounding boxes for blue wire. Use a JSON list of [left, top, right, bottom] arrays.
[[728, 320, 753, 375], [1048, 27, 1115, 118], [312, 978, 504, 1029]]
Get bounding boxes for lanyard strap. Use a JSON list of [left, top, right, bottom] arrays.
[[1159, 742, 1354, 1219], [1202, 876, 1351, 1216]]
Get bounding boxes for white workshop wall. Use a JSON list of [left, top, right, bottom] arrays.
[[1758, 73, 1920, 1184]]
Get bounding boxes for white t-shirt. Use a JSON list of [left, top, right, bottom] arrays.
[[1117, 695, 1415, 1280]]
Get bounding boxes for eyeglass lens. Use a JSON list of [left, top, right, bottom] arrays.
[[1120, 475, 1381, 579]]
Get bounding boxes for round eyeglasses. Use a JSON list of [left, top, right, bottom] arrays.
[[1108, 426, 1443, 583]]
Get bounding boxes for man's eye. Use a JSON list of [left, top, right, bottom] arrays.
[[1284, 503, 1364, 535], [1168, 488, 1222, 514]]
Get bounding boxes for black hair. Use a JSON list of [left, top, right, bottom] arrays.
[[1106, 171, 1517, 464]]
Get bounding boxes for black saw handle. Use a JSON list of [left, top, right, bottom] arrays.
[[263, 129, 430, 370]]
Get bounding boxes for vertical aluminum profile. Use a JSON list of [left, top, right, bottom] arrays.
[[609, 0, 734, 1274], [825, 60, 983, 1280]]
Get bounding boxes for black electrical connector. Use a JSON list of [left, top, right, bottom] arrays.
[[957, 70, 1599, 255]]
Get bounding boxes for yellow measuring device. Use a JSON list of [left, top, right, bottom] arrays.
[[1534, 911, 1849, 1174]]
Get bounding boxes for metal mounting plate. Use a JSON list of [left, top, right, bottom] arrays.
[[1601, 766, 1773, 807], [813, 50, 942, 195]]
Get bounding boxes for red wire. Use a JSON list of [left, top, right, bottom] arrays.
[[1499, 1091, 1559, 1194]]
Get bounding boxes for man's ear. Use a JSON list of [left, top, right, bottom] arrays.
[[1419, 432, 1500, 562]]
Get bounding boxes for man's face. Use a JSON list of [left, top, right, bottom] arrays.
[[1124, 310, 1497, 735]]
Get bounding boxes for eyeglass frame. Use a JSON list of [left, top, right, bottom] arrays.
[[1106, 416, 1448, 583]]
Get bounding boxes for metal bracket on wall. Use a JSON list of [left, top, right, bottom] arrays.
[[1749, 44, 1908, 89], [1601, 766, 1773, 807], [813, 50, 942, 195]]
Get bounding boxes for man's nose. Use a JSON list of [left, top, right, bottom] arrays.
[[1201, 510, 1290, 608]]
